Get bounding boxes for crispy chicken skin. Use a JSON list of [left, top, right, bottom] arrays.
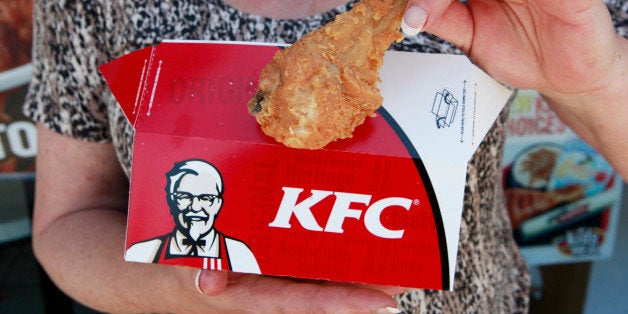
[[248, 0, 408, 149]]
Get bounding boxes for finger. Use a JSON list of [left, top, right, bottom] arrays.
[[197, 269, 228, 296], [363, 284, 408, 296], [277, 277, 408, 296], [241, 275, 401, 313], [333, 281, 408, 296], [403, 0, 474, 52], [287, 282, 399, 313]]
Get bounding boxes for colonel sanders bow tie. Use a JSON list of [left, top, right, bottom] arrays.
[[182, 238, 206, 256]]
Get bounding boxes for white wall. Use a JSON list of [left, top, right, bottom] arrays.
[[584, 183, 628, 314]]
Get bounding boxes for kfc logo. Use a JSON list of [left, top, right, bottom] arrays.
[[269, 187, 414, 239], [126, 159, 260, 274]]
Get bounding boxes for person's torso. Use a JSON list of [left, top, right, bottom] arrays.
[[94, 1, 526, 311]]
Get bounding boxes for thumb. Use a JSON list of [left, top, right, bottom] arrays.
[[403, 0, 473, 53], [196, 269, 228, 296]]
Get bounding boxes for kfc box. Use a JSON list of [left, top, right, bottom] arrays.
[[100, 40, 513, 290]]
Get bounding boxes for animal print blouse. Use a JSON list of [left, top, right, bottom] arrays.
[[24, 0, 627, 312]]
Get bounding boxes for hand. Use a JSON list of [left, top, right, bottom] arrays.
[[192, 270, 405, 313], [402, 0, 628, 178], [402, 0, 625, 96]]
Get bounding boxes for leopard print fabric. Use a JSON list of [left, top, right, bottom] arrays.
[[23, 0, 627, 312]]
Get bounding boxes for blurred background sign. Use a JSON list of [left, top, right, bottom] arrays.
[[0, 0, 35, 178], [503, 89, 624, 266]]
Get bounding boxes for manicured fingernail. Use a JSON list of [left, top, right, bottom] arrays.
[[402, 5, 427, 36], [375, 307, 402, 314], [195, 269, 203, 294]]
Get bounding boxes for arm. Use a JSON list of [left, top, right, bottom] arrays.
[[32, 125, 402, 313], [402, 0, 628, 178], [32, 125, 197, 312], [541, 39, 628, 178]]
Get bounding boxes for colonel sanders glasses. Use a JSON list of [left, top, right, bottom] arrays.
[[171, 192, 221, 209]]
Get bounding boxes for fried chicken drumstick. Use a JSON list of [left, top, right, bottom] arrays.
[[247, 0, 408, 149]]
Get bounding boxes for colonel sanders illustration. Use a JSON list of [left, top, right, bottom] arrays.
[[125, 159, 260, 274]]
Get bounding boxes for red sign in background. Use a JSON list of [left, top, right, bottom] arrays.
[[0, 0, 36, 175]]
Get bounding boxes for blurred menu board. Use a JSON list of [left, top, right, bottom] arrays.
[[503, 90, 623, 266], [0, 0, 36, 177]]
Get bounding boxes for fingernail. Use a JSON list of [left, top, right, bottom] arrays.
[[194, 269, 203, 294], [375, 307, 402, 314], [402, 5, 427, 36]]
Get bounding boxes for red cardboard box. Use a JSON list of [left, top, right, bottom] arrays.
[[100, 40, 512, 290]]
